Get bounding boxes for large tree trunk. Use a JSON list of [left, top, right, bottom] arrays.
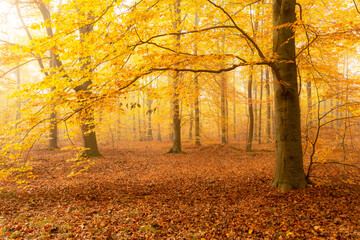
[[170, 69, 182, 153], [75, 17, 101, 157], [271, 0, 307, 191], [169, 0, 182, 153]]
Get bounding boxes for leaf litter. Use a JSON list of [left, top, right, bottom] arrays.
[[0, 141, 359, 239]]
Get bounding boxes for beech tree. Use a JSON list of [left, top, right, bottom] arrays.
[[270, 0, 307, 190]]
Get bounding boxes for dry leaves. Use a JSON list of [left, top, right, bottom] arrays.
[[0, 141, 359, 239]]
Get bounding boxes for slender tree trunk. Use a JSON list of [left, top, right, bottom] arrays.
[[254, 82, 258, 141], [307, 81, 312, 126], [137, 93, 143, 141], [194, 9, 201, 146], [117, 110, 121, 141], [246, 65, 254, 151], [15, 67, 21, 121], [233, 73, 237, 139], [169, 0, 182, 153], [258, 68, 263, 144], [189, 103, 193, 140], [271, 0, 307, 190], [132, 108, 136, 140], [220, 72, 228, 144], [48, 51, 58, 149], [265, 67, 271, 141], [142, 94, 147, 140], [147, 98, 153, 141], [157, 122, 162, 141], [220, 34, 228, 144], [17, 2, 59, 149]]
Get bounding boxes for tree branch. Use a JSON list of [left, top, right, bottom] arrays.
[[207, 0, 266, 60]]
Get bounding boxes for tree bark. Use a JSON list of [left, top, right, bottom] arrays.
[[75, 15, 100, 157], [146, 97, 154, 141], [15, 67, 21, 121], [189, 102, 193, 140], [271, 0, 307, 190], [258, 68, 263, 144], [220, 71, 228, 144], [49, 51, 59, 149], [169, 0, 182, 153], [307, 81, 312, 126], [246, 65, 254, 151], [265, 67, 271, 141], [194, 8, 201, 146]]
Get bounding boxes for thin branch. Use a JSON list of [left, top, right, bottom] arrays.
[[207, 0, 266, 60], [313, 161, 360, 169], [150, 61, 267, 74], [16, 2, 49, 76], [0, 58, 50, 78], [319, 116, 360, 128], [352, 0, 360, 14]]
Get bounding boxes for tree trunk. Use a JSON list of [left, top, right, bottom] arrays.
[[220, 34, 228, 144], [258, 68, 263, 145], [194, 9, 201, 146], [132, 108, 137, 140], [169, 0, 182, 153], [233, 73, 237, 140], [75, 17, 100, 157], [189, 103, 193, 140], [146, 97, 154, 141], [15, 67, 21, 121], [254, 82, 258, 141], [265, 67, 271, 141], [157, 122, 162, 141], [271, 0, 307, 190], [220, 72, 228, 144], [137, 93, 143, 141], [307, 81, 312, 126], [49, 51, 59, 149], [246, 65, 254, 151], [170, 71, 182, 153]]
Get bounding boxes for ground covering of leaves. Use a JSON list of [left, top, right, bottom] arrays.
[[1, 141, 359, 239]]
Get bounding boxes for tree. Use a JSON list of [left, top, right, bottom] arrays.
[[270, 0, 307, 190], [246, 64, 254, 151], [75, 13, 101, 157], [169, 0, 183, 153]]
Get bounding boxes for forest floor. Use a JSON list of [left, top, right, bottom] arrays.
[[0, 141, 360, 239]]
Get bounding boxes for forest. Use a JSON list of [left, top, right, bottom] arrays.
[[0, 0, 359, 238]]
